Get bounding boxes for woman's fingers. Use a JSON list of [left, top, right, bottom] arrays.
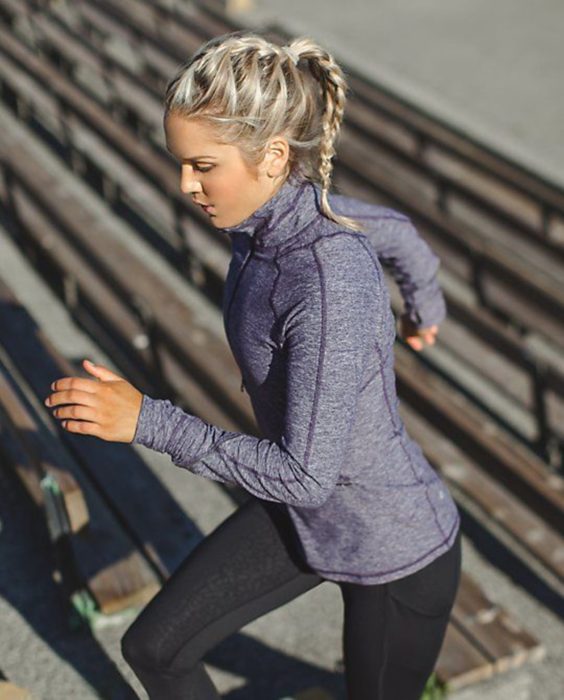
[[59, 419, 101, 437], [48, 395, 102, 435], [49, 376, 100, 394], [399, 317, 439, 351], [407, 336, 424, 351], [43, 370, 142, 443], [52, 404, 98, 422], [46, 375, 125, 410], [420, 329, 437, 345], [45, 388, 99, 408]]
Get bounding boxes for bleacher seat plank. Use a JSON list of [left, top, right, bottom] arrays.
[[0, 390, 160, 615], [0, 354, 89, 533], [407, 410, 564, 584], [0, 680, 33, 700], [396, 343, 564, 533], [453, 573, 499, 626], [451, 573, 544, 672], [0, 275, 163, 613], [436, 623, 494, 689], [403, 406, 564, 591]]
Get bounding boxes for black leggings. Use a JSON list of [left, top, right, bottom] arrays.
[[121, 496, 462, 699]]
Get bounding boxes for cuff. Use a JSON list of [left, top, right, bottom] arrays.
[[131, 394, 161, 448], [405, 292, 447, 329]]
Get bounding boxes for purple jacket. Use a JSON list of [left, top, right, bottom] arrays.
[[133, 174, 460, 584]]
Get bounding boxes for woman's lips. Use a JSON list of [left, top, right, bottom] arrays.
[[201, 204, 214, 214]]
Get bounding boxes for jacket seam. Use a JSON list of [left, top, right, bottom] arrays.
[[179, 433, 243, 471], [303, 241, 326, 470], [276, 229, 366, 259], [307, 513, 459, 578]]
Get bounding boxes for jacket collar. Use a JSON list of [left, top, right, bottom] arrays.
[[217, 173, 322, 249]]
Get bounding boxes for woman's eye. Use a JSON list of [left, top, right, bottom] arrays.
[[194, 165, 213, 173]]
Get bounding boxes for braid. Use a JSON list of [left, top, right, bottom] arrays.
[[285, 39, 366, 232]]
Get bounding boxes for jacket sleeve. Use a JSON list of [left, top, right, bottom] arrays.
[[131, 235, 379, 508], [329, 193, 447, 329]]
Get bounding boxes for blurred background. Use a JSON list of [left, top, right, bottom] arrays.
[[0, 1, 562, 698]]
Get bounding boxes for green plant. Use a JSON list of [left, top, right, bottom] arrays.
[[421, 671, 449, 699]]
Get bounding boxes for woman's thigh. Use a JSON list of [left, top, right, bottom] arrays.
[[340, 528, 462, 700], [383, 528, 462, 695], [121, 495, 323, 675]]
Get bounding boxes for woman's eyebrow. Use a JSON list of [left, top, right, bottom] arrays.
[[165, 145, 216, 160]]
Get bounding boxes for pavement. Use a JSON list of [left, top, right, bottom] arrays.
[[237, 0, 564, 191]]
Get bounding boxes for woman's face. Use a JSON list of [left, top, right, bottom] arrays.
[[164, 111, 289, 229]]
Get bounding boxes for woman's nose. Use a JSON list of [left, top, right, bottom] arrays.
[[180, 167, 201, 195]]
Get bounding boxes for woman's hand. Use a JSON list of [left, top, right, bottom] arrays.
[[398, 313, 439, 351], [44, 359, 143, 443]]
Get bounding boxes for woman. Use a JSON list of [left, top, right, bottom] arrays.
[[45, 30, 462, 699]]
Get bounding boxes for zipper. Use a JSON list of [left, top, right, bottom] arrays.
[[226, 236, 255, 397], [225, 236, 255, 329]]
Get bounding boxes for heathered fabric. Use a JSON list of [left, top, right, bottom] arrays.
[[132, 173, 461, 585]]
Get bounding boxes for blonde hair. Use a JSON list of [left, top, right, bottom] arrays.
[[164, 30, 366, 233]]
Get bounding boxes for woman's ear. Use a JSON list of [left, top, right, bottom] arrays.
[[265, 135, 290, 178]]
